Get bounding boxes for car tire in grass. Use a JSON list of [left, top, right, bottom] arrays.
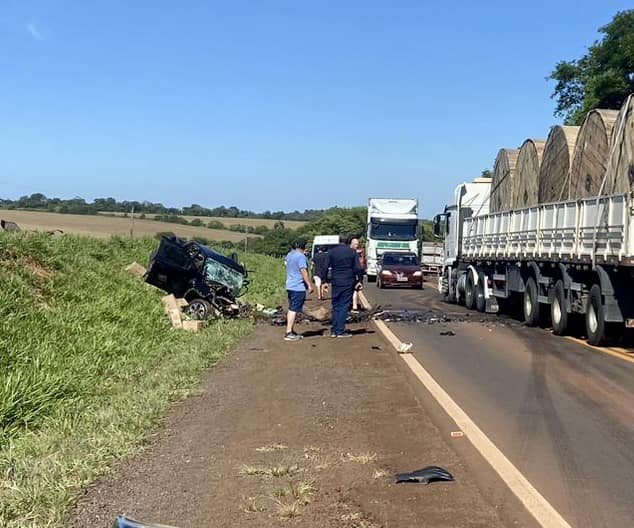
[[187, 298, 214, 320]]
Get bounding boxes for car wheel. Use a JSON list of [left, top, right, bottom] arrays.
[[523, 277, 540, 326], [187, 298, 214, 320], [551, 280, 569, 336]]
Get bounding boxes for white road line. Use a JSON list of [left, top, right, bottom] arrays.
[[358, 290, 571, 528]]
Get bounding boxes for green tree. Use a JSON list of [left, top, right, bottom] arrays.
[[549, 9, 634, 124]]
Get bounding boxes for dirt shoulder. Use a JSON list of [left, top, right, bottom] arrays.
[[68, 302, 505, 528]]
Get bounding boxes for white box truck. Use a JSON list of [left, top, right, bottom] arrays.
[[420, 242, 444, 274], [433, 177, 634, 345], [366, 198, 419, 281]]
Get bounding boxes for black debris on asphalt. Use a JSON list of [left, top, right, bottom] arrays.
[[395, 466, 454, 484], [373, 309, 454, 324]]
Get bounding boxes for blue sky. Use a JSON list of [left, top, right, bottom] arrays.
[[1, 1, 632, 217]]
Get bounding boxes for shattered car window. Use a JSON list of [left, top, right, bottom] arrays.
[[204, 259, 245, 297]]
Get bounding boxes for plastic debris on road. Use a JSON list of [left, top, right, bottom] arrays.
[[114, 515, 180, 528], [398, 342, 413, 353]]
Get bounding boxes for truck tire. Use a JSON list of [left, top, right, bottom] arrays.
[[475, 271, 486, 313], [465, 272, 476, 310], [551, 280, 569, 336], [523, 277, 540, 326], [440, 270, 452, 302], [586, 284, 607, 346]]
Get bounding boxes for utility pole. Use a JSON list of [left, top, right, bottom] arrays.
[[130, 205, 135, 238]]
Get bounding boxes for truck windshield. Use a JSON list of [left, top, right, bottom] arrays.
[[370, 221, 417, 241]]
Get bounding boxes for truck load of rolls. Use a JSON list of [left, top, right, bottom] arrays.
[[489, 95, 634, 212]]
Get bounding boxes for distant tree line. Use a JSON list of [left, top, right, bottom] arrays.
[[0, 193, 327, 221]]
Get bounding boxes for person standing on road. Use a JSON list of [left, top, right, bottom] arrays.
[[284, 239, 314, 341], [312, 246, 329, 301], [325, 235, 364, 338]]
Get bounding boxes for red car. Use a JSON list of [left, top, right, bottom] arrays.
[[376, 252, 423, 289]]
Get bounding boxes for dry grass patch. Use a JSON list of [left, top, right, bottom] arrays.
[[255, 443, 288, 453], [372, 468, 389, 479], [276, 500, 302, 519], [342, 452, 377, 464], [241, 496, 267, 513], [239, 463, 299, 478], [239, 464, 270, 476], [268, 463, 299, 478]]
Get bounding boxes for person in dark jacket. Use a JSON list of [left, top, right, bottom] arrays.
[[325, 235, 364, 337]]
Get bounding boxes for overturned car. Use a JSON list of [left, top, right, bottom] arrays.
[[145, 236, 249, 320]]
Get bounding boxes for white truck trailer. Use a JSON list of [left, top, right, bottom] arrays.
[[420, 242, 444, 274], [366, 198, 419, 281], [433, 177, 634, 345]]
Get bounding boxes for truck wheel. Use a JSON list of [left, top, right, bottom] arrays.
[[441, 271, 452, 302], [475, 272, 486, 313], [551, 280, 569, 335], [586, 284, 607, 346], [523, 277, 540, 326], [465, 272, 476, 310]]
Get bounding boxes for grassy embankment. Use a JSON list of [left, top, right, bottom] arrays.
[[0, 232, 285, 528]]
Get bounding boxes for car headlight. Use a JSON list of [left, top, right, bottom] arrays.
[[413, 271, 422, 277], [381, 270, 393, 276]]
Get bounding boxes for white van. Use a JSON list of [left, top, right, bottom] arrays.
[[311, 235, 340, 259]]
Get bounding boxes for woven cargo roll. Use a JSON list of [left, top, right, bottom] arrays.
[[570, 109, 619, 198], [490, 148, 519, 212], [605, 95, 634, 195], [537, 125, 580, 203], [513, 139, 546, 208]]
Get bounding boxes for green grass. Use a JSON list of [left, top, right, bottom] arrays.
[[0, 232, 285, 527]]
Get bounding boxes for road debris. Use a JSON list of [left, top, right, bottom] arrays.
[[439, 330, 456, 336], [374, 309, 453, 324], [395, 465, 454, 484], [125, 261, 147, 279], [398, 342, 413, 353], [115, 515, 180, 528], [450, 431, 464, 438], [0, 219, 20, 232]]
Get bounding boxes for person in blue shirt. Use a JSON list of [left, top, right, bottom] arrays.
[[324, 235, 364, 337], [284, 239, 313, 341]]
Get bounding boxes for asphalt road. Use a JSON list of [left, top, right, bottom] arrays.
[[365, 280, 634, 528]]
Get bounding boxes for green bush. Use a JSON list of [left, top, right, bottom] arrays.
[[207, 220, 225, 229]]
